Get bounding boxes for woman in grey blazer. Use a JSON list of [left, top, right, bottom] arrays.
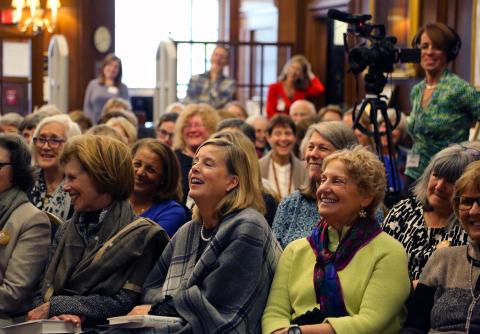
[[0, 134, 50, 326]]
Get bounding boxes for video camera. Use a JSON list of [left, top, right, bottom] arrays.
[[328, 9, 420, 204]]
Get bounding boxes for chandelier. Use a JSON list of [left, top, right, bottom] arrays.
[[11, 0, 61, 34]]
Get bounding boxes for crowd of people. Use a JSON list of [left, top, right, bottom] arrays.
[[0, 21, 478, 334]]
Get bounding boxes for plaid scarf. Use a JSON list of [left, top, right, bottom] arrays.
[[307, 217, 382, 317]]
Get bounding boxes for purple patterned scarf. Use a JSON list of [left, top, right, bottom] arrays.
[[307, 217, 382, 317]]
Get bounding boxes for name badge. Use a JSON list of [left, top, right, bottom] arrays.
[[406, 153, 420, 168], [107, 86, 119, 95], [276, 98, 286, 111]]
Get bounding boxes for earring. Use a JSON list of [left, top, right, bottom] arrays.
[[359, 207, 367, 219]]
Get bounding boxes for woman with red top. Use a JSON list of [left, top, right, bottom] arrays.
[[266, 55, 325, 119]]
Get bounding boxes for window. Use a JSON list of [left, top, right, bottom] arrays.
[[115, 0, 219, 91]]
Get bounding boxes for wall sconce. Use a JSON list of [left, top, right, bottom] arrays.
[[11, 0, 61, 34]]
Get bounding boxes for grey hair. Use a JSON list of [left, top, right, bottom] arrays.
[[299, 121, 359, 199], [413, 141, 480, 206], [0, 112, 24, 127], [31, 114, 82, 165], [290, 100, 316, 117], [300, 121, 359, 157]]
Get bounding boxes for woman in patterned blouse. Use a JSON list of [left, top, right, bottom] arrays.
[[28, 115, 82, 223], [406, 23, 480, 185], [384, 143, 480, 284]]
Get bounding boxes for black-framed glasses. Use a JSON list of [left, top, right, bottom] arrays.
[[33, 136, 65, 148], [0, 162, 12, 170], [157, 129, 174, 139], [455, 196, 480, 210]]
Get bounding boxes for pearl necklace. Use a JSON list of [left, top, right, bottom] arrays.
[[425, 84, 437, 89], [200, 222, 213, 242], [466, 252, 480, 333]]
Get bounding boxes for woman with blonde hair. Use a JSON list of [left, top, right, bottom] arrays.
[[263, 146, 410, 334], [213, 130, 277, 224], [108, 137, 281, 334], [83, 53, 129, 124], [266, 55, 325, 119], [106, 117, 137, 146], [173, 103, 220, 203]]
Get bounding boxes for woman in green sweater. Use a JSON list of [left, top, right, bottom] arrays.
[[262, 146, 411, 334]]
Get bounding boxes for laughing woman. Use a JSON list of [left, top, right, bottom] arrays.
[[28, 135, 169, 331], [173, 104, 220, 204], [259, 115, 307, 200], [263, 146, 410, 334], [130, 139, 186, 237], [107, 137, 282, 334], [401, 160, 480, 333]]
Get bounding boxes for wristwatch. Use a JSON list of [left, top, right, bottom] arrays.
[[287, 324, 302, 334]]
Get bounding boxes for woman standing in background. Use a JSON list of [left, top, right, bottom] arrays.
[[83, 54, 129, 124], [266, 55, 324, 119]]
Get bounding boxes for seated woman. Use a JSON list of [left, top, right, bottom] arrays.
[[262, 146, 410, 334], [212, 130, 278, 226], [401, 160, 480, 333], [0, 135, 50, 325], [272, 121, 358, 247], [107, 137, 282, 334], [27, 135, 169, 330], [259, 115, 307, 200], [130, 138, 186, 237], [173, 103, 220, 204], [383, 143, 480, 284], [29, 114, 82, 222]]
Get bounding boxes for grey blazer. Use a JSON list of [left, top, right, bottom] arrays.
[[0, 202, 50, 315], [259, 152, 308, 194]]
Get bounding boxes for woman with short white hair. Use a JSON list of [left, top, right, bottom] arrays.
[[28, 114, 81, 222]]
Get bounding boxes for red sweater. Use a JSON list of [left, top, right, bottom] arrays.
[[266, 76, 325, 119]]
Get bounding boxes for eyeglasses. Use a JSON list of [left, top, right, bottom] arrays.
[[455, 196, 480, 211], [33, 136, 65, 148], [0, 162, 12, 170], [418, 43, 444, 52], [157, 129, 174, 139]]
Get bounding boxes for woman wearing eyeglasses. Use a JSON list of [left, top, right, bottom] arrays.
[[263, 146, 410, 334], [173, 104, 220, 204], [401, 160, 480, 334], [0, 135, 50, 326], [384, 143, 480, 286], [29, 115, 82, 222], [406, 23, 480, 188]]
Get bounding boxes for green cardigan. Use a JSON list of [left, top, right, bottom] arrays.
[[262, 229, 411, 334]]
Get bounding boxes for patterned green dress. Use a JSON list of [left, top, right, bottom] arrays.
[[406, 70, 480, 180]]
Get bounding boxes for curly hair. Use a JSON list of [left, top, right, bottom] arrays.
[[173, 103, 220, 151], [452, 160, 480, 218], [322, 145, 386, 217]]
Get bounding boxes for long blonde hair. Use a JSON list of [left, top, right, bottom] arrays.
[[192, 137, 265, 221]]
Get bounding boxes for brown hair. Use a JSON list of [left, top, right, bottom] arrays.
[[99, 53, 123, 86], [60, 134, 134, 200], [132, 138, 183, 203], [412, 22, 461, 61]]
